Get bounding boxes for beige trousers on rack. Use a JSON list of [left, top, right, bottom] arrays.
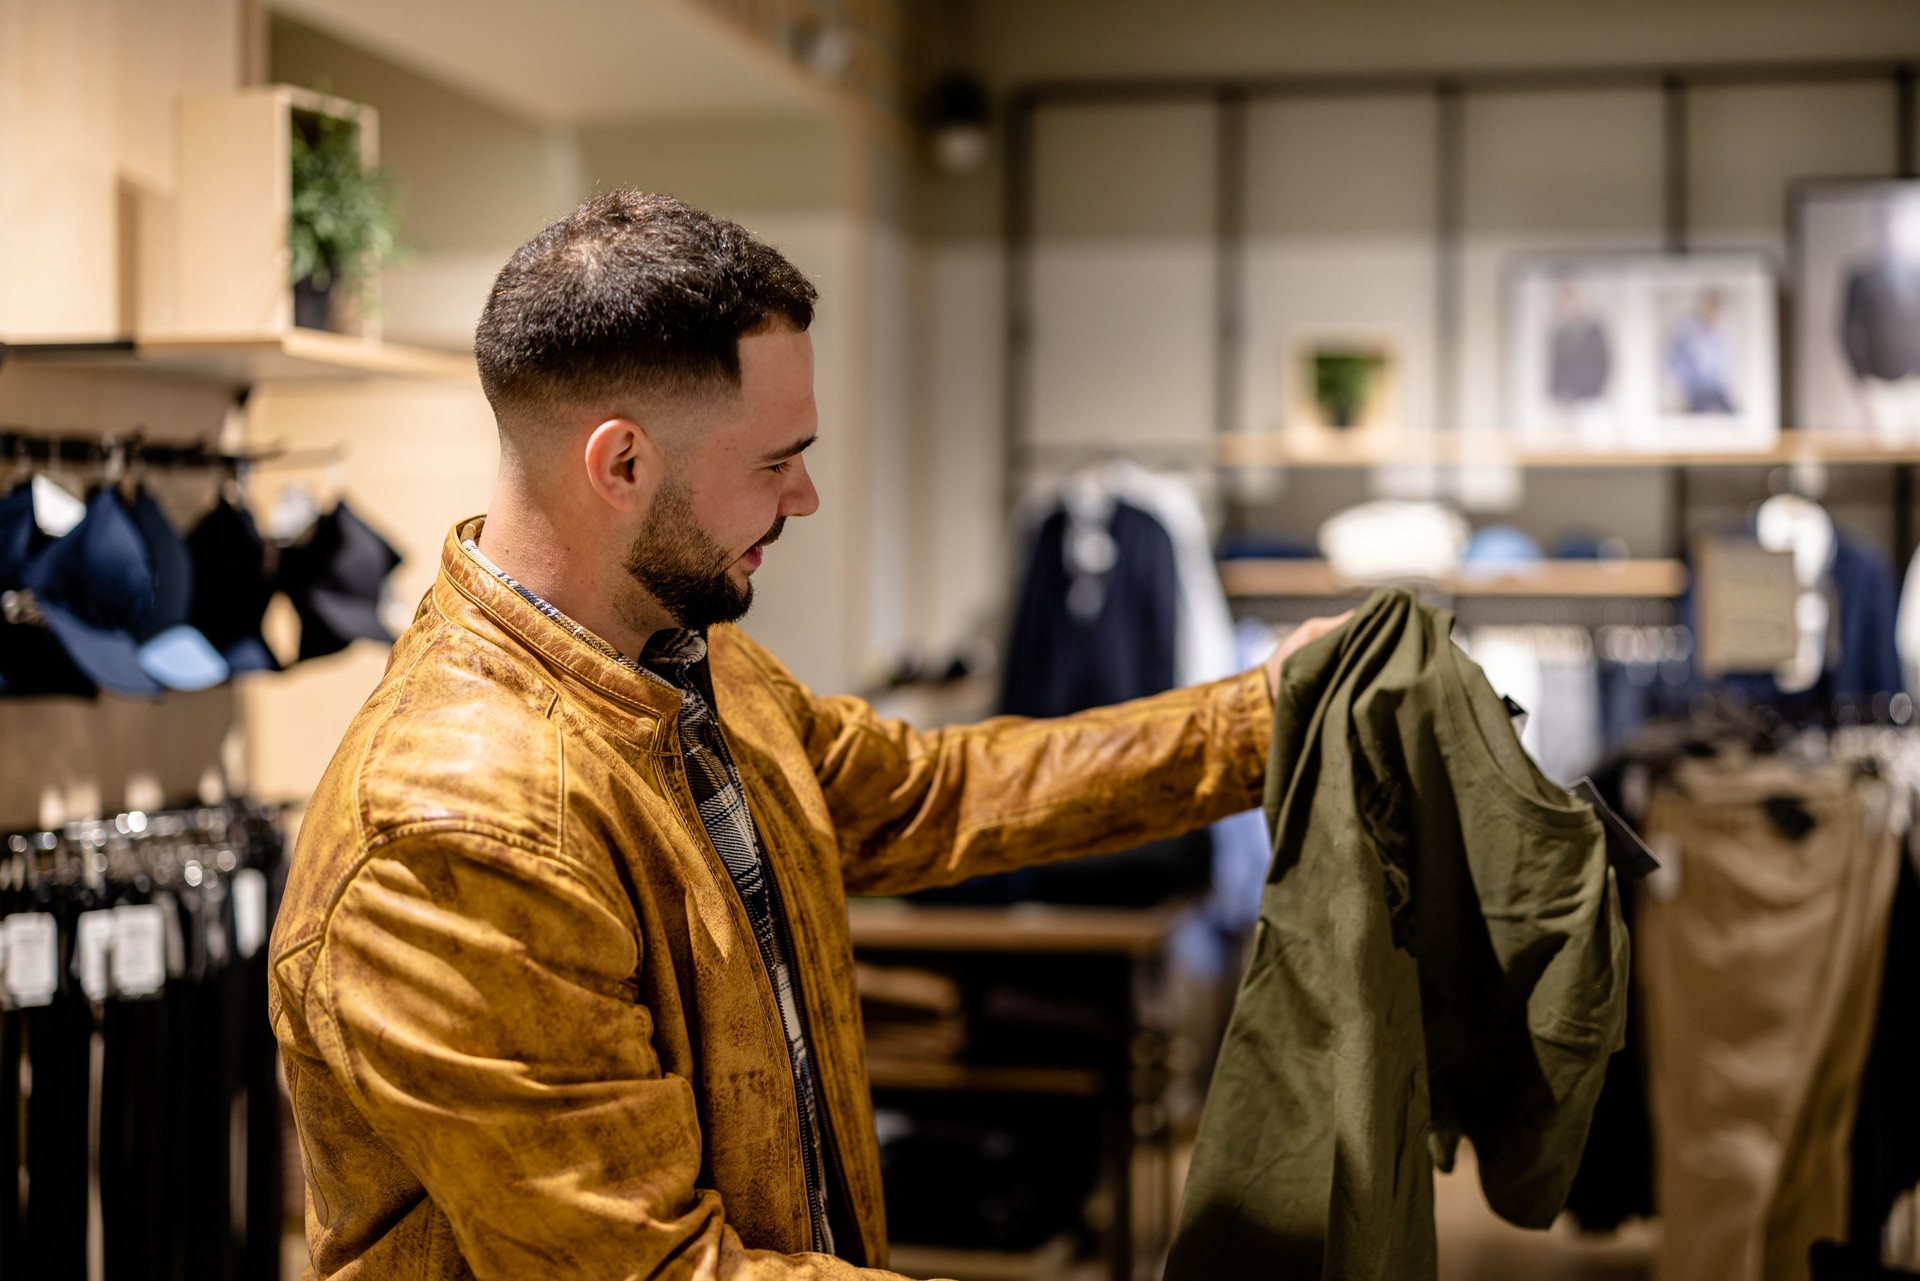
[[1640, 753, 1901, 1281]]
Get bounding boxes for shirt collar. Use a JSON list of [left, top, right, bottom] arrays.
[[458, 520, 706, 680]]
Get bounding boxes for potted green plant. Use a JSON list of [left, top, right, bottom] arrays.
[[287, 109, 403, 331], [1313, 350, 1385, 430]]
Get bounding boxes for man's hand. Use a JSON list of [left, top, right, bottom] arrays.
[[1263, 611, 1353, 701]]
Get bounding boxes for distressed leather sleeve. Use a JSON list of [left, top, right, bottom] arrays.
[[735, 635, 1272, 897], [306, 827, 905, 1280]]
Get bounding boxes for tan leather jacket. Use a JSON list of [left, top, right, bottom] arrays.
[[269, 520, 1273, 1279]]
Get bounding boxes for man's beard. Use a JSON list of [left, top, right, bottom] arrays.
[[623, 474, 782, 631]]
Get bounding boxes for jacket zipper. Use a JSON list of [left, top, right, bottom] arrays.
[[761, 867, 832, 1255], [678, 710, 833, 1256]]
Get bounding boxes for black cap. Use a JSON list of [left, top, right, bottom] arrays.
[[277, 501, 400, 663], [187, 499, 280, 674], [128, 487, 229, 691], [130, 487, 193, 635]]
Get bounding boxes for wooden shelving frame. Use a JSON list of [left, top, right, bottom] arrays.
[[1218, 557, 1689, 600], [1212, 430, 1920, 471], [0, 333, 473, 388]]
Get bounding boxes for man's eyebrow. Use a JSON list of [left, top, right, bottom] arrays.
[[758, 435, 817, 464]]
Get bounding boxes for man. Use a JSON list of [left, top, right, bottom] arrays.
[[269, 191, 1341, 1279], [1664, 288, 1737, 416], [1841, 194, 1920, 434]]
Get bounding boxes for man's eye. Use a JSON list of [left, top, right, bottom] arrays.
[[767, 460, 792, 475]]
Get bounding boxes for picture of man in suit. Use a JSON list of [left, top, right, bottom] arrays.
[[1665, 287, 1738, 415], [1840, 194, 1920, 434]]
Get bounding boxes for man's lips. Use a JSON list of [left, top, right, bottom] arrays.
[[742, 546, 764, 570]]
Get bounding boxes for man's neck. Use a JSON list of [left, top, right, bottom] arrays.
[[476, 492, 674, 660]]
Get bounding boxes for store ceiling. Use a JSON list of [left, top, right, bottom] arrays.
[[269, 0, 833, 124]]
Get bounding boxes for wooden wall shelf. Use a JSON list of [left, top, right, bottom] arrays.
[[1219, 558, 1689, 599], [0, 332, 474, 388], [864, 1056, 1104, 1097], [1215, 431, 1920, 470], [847, 901, 1186, 956]]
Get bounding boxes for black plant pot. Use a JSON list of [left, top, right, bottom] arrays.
[[292, 277, 334, 331]]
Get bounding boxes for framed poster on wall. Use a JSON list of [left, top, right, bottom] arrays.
[[1505, 253, 1779, 454], [1793, 180, 1920, 438]]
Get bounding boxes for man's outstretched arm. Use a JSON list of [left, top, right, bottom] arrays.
[[731, 613, 1347, 899]]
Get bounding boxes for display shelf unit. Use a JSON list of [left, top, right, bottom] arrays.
[[0, 333, 473, 388], [1218, 558, 1689, 600], [175, 85, 383, 340], [863, 1056, 1104, 1097], [848, 902, 1181, 954], [1213, 430, 1920, 470], [847, 900, 1189, 1281]]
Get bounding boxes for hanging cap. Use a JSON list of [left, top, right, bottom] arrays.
[[127, 487, 229, 691], [277, 500, 400, 663], [137, 624, 231, 692], [0, 482, 37, 585], [187, 499, 280, 674], [3, 489, 163, 698], [0, 483, 87, 697]]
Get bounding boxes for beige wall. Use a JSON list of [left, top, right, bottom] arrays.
[[967, 0, 1920, 88], [0, 0, 242, 337]]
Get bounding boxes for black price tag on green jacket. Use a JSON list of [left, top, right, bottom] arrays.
[[1567, 777, 1660, 882]]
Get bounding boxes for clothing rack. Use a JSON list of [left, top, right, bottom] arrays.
[[0, 799, 288, 1281], [1, 427, 342, 475], [2, 800, 284, 894]]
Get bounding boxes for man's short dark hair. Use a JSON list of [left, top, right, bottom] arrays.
[[473, 191, 817, 432]]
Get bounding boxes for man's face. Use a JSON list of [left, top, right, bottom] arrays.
[[624, 325, 821, 631]]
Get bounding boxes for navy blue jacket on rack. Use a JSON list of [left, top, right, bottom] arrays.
[[1000, 500, 1180, 718]]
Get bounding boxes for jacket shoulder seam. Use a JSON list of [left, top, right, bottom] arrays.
[[351, 615, 465, 854]]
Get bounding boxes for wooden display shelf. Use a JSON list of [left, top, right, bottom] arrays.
[[1219, 558, 1688, 599], [864, 1055, 1104, 1097], [846, 900, 1187, 956], [1215, 430, 1920, 470], [0, 332, 474, 387]]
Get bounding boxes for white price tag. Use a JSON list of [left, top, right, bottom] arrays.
[[3, 914, 59, 1008], [232, 869, 268, 960], [110, 904, 167, 997], [74, 911, 115, 1002]]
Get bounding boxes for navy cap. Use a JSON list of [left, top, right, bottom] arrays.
[[277, 501, 400, 662], [187, 499, 280, 674], [4, 489, 162, 699], [0, 482, 36, 585], [127, 487, 229, 691], [0, 483, 85, 697]]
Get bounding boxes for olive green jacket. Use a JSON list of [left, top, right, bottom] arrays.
[[1168, 588, 1628, 1281]]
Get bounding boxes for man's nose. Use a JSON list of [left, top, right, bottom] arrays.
[[782, 458, 820, 518]]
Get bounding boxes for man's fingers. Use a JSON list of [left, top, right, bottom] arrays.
[[1276, 610, 1353, 660], [1263, 610, 1355, 698]]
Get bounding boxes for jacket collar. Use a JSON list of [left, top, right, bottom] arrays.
[[435, 517, 687, 721]]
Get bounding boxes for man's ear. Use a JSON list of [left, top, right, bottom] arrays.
[[582, 418, 667, 514]]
